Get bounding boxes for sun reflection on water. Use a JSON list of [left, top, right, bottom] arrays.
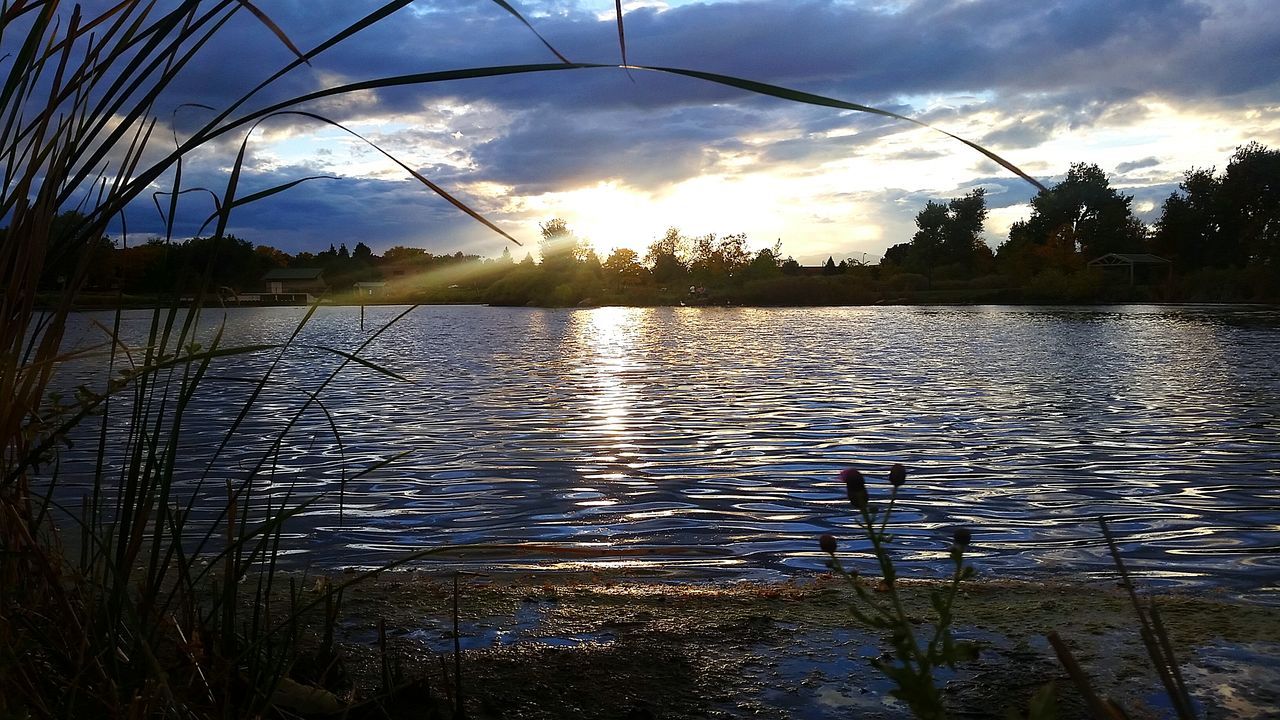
[[569, 306, 649, 449]]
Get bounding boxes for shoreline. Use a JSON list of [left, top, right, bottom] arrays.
[[280, 569, 1280, 719], [41, 295, 1280, 311]]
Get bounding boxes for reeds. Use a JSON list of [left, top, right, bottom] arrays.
[[2, 2, 1045, 716], [0, 2, 487, 715]]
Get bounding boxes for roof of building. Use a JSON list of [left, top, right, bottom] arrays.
[[352, 281, 387, 288], [262, 267, 325, 280], [1088, 253, 1171, 265]]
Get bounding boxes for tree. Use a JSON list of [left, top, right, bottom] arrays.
[[255, 244, 290, 269], [646, 227, 688, 284], [689, 232, 751, 281], [941, 188, 989, 268], [353, 242, 374, 261], [1153, 143, 1280, 269], [34, 211, 115, 289], [1219, 142, 1280, 267], [887, 189, 989, 282], [538, 217, 582, 273], [909, 200, 948, 277], [382, 246, 430, 266], [746, 241, 783, 278], [1004, 163, 1145, 260], [1152, 168, 1222, 267], [602, 247, 646, 286], [498, 246, 514, 265]]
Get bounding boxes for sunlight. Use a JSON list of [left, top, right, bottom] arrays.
[[570, 306, 646, 441]]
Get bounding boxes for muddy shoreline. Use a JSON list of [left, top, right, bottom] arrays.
[[275, 570, 1280, 719]]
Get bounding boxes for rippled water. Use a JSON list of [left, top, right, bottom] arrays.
[[52, 304, 1280, 599]]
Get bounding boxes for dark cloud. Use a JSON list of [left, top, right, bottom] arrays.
[[1115, 156, 1163, 174], [466, 104, 753, 193], [57, 0, 1277, 256]]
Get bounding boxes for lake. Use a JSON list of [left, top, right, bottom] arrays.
[[52, 304, 1280, 600]]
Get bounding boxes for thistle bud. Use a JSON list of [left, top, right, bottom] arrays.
[[819, 534, 838, 554], [841, 469, 868, 510], [953, 527, 972, 548], [889, 463, 907, 488]]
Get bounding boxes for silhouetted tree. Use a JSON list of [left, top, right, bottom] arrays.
[[646, 227, 688, 284], [1005, 163, 1145, 259], [1153, 167, 1222, 267], [538, 218, 582, 273], [888, 189, 989, 283], [689, 232, 751, 282], [940, 188, 989, 268], [31, 211, 114, 289], [1153, 143, 1280, 269], [1220, 142, 1280, 267], [746, 241, 783, 278]]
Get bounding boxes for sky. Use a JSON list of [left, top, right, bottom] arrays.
[[104, 0, 1280, 263]]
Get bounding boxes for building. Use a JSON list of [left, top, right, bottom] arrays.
[[221, 267, 330, 305], [1087, 253, 1172, 285], [352, 281, 388, 298], [262, 267, 327, 295]]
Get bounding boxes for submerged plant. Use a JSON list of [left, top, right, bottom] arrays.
[[819, 465, 977, 720]]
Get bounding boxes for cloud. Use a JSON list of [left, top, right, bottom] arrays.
[[67, 0, 1279, 259], [1115, 156, 1163, 174]]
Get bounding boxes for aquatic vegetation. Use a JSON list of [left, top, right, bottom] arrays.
[[819, 465, 978, 719]]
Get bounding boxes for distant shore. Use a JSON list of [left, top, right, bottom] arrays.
[[41, 290, 1280, 311]]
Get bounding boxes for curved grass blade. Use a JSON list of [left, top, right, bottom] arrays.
[[204, 1, 414, 132], [232, 0, 308, 65], [152, 186, 220, 230], [226, 175, 339, 208], [488, 0, 571, 64], [260, 110, 524, 246], [634, 65, 1048, 192], [307, 344, 411, 383], [222, 63, 1046, 193]]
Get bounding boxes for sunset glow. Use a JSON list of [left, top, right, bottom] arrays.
[[104, 0, 1280, 265]]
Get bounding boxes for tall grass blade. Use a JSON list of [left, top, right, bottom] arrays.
[[194, 63, 1044, 199], [488, 0, 571, 64], [231, 0, 308, 64], [614, 0, 628, 67], [1099, 517, 1198, 719]]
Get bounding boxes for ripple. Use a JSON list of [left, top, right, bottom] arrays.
[[42, 304, 1280, 600]]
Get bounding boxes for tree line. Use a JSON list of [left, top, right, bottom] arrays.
[[880, 142, 1278, 302], [23, 143, 1278, 306]]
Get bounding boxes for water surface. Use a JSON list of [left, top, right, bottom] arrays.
[[54, 304, 1280, 599]]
